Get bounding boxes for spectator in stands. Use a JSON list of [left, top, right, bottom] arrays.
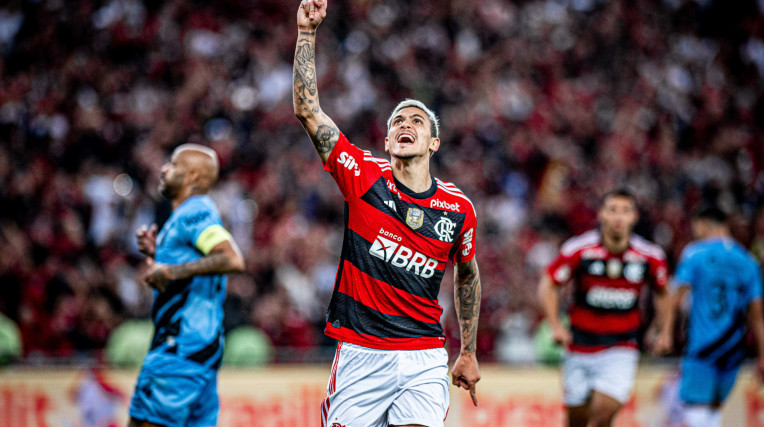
[[0, 0, 762, 363]]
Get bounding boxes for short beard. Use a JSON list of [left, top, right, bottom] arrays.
[[159, 182, 177, 199]]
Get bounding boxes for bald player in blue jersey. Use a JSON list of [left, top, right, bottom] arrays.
[[128, 143, 245, 427], [670, 206, 764, 427]]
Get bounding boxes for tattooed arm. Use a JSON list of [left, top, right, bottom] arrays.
[[293, 0, 340, 164], [451, 258, 482, 406], [141, 240, 245, 292]]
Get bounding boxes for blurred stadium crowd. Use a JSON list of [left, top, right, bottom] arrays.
[[1, 0, 763, 365]]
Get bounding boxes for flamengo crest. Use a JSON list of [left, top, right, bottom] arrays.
[[434, 213, 455, 242]]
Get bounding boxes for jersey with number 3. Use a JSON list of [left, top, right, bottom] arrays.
[[322, 132, 477, 351], [546, 229, 669, 353], [673, 237, 762, 367]]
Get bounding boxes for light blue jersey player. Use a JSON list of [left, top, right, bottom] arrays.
[[129, 144, 244, 427], [671, 206, 764, 427]]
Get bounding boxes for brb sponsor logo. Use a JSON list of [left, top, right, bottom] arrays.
[[369, 228, 438, 278], [430, 199, 460, 212], [337, 152, 361, 177], [586, 286, 637, 310]]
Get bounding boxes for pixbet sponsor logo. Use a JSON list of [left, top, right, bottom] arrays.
[[430, 199, 460, 211], [337, 152, 361, 176], [369, 228, 438, 278]]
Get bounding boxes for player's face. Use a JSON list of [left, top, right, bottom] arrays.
[[158, 150, 187, 199], [598, 196, 638, 239], [385, 107, 439, 160]]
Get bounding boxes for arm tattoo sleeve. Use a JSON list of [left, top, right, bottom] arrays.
[[293, 31, 339, 156], [455, 259, 481, 354], [294, 37, 318, 103]]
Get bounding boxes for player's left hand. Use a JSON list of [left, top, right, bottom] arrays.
[[140, 258, 173, 292], [452, 352, 481, 406]]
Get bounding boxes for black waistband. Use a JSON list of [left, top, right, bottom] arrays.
[[571, 327, 639, 347]]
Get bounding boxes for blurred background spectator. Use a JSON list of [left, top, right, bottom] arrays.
[[1, 0, 763, 365]]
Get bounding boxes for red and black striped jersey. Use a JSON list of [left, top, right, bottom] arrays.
[[322, 133, 477, 350], [546, 229, 668, 353]]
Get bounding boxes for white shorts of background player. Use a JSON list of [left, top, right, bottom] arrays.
[[562, 347, 639, 406]]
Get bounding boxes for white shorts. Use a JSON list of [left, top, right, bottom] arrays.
[[321, 342, 450, 427], [562, 347, 639, 406]]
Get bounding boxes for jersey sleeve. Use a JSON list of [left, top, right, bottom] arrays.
[[195, 225, 233, 255], [546, 247, 579, 286], [179, 202, 231, 255], [452, 205, 477, 264], [746, 255, 763, 303], [323, 133, 383, 201], [648, 253, 669, 291], [672, 246, 696, 290]]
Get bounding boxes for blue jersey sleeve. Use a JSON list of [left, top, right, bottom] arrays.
[[177, 198, 224, 250], [746, 254, 763, 303], [672, 244, 698, 290]]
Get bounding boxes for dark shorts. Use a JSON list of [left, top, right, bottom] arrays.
[[679, 357, 740, 405], [128, 363, 218, 427]]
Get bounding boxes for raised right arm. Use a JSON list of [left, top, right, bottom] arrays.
[[293, 0, 340, 164]]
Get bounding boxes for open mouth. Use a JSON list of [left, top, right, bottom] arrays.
[[397, 133, 415, 144]]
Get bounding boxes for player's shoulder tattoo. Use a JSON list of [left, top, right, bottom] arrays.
[[314, 124, 339, 154]]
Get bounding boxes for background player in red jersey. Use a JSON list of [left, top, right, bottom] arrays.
[[293, 1, 481, 426], [537, 189, 673, 427]]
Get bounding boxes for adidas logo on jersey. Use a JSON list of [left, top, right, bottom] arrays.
[[369, 229, 438, 278]]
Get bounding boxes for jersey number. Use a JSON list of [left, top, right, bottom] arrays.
[[710, 280, 728, 319]]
